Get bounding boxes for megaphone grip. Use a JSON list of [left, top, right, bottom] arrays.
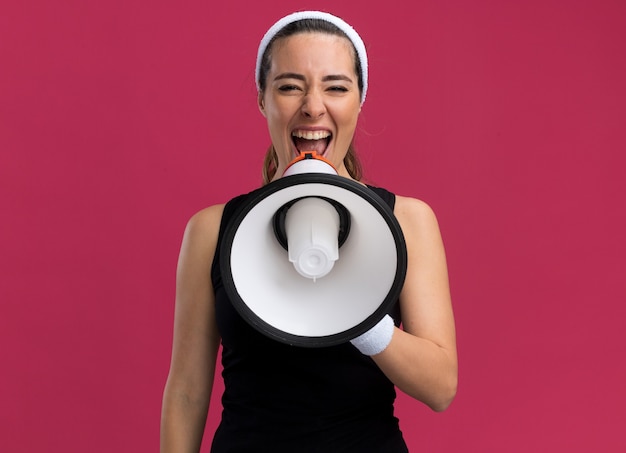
[[350, 314, 395, 356]]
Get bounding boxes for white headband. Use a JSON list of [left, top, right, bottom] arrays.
[[255, 11, 369, 105]]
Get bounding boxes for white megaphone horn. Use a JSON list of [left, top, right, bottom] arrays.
[[220, 151, 407, 347]]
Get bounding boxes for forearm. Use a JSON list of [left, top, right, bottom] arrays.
[[160, 384, 211, 453], [372, 327, 457, 412]]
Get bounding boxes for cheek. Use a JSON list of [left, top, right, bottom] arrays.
[[267, 114, 289, 140], [265, 102, 291, 127], [336, 107, 360, 135], [264, 109, 292, 149]]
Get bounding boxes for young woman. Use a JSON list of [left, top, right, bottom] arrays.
[[161, 11, 457, 452]]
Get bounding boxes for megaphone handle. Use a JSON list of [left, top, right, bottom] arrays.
[[350, 315, 395, 356]]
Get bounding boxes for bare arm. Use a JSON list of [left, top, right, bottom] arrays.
[[161, 205, 224, 453], [371, 196, 458, 412]]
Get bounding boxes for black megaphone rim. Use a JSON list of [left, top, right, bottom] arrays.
[[220, 172, 407, 347]]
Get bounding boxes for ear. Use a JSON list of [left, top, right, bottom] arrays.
[[258, 92, 266, 117]]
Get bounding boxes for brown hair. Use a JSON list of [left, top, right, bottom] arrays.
[[258, 18, 363, 184]]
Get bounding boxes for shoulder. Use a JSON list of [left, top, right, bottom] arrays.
[[182, 186, 261, 245], [187, 204, 225, 235], [180, 204, 226, 256], [392, 195, 444, 250], [394, 195, 439, 227]]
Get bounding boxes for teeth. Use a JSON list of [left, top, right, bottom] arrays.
[[292, 130, 331, 140]]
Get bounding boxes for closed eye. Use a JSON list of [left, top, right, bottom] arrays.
[[327, 86, 349, 92], [278, 84, 301, 92]]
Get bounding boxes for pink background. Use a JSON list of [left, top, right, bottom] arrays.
[[2, 0, 625, 451]]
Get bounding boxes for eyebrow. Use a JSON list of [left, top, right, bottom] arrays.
[[273, 73, 354, 84]]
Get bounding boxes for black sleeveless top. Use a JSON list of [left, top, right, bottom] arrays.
[[210, 185, 408, 453]]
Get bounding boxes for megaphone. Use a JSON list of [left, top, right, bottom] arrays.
[[220, 152, 407, 347]]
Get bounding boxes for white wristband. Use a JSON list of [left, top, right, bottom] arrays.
[[350, 314, 395, 356]]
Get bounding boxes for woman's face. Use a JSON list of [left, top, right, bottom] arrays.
[[259, 32, 361, 180]]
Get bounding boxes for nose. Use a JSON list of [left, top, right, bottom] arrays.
[[301, 90, 326, 119]]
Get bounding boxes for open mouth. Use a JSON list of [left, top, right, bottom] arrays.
[[291, 130, 332, 156]]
